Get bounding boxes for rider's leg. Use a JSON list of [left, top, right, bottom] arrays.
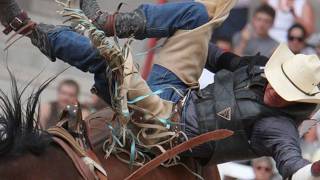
[[33, 25, 114, 105], [84, 0, 234, 99], [81, 0, 236, 87], [147, 64, 188, 104], [250, 117, 320, 179], [83, 0, 211, 103], [85, 0, 236, 90], [80, 0, 209, 39]]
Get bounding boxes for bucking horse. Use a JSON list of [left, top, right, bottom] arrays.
[[0, 71, 232, 180]]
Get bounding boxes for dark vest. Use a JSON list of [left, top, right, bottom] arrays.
[[194, 63, 316, 164], [45, 102, 60, 129]]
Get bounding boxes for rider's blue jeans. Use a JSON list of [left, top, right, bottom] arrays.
[[46, 1, 209, 105], [137, 1, 208, 38]]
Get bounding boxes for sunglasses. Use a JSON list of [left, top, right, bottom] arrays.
[[288, 36, 304, 42], [255, 166, 272, 172]]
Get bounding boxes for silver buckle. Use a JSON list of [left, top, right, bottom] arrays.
[[9, 17, 23, 30]]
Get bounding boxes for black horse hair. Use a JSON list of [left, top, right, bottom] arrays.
[[0, 68, 61, 156]]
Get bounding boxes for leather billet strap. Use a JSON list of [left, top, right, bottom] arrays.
[[125, 129, 234, 180], [48, 127, 108, 180], [48, 127, 87, 156], [3, 11, 29, 35], [52, 137, 95, 180]]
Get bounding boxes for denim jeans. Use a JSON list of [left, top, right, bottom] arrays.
[[138, 1, 209, 38], [46, 1, 209, 104]]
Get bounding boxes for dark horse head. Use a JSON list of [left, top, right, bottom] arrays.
[[0, 71, 52, 157], [0, 71, 82, 179]]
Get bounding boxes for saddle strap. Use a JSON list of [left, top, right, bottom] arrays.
[[125, 129, 234, 180], [49, 127, 108, 180], [52, 137, 95, 180], [48, 126, 87, 156]]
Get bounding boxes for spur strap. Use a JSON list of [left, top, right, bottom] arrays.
[[103, 13, 117, 36], [3, 11, 30, 35], [125, 129, 234, 180]]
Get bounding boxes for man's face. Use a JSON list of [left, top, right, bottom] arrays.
[[264, 83, 295, 107], [57, 85, 78, 107], [253, 161, 273, 180], [288, 27, 305, 54], [252, 12, 274, 37]]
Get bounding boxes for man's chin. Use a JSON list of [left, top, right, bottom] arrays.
[[264, 94, 283, 108]]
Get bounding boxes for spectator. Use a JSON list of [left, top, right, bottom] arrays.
[[263, 0, 315, 42], [212, 0, 250, 40], [287, 24, 316, 55], [301, 125, 320, 162], [39, 79, 89, 129], [252, 157, 274, 180], [233, 4, 278, 57]]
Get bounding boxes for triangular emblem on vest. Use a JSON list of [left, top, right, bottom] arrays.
[[217, 107, 231, 121]]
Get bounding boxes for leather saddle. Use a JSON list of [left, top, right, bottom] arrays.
[[47, 103, 108, 180]]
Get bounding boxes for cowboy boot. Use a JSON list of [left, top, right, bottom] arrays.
[[291, 161, 320, 180], [0, 0, 34, 35], [80, 0, 146, 38]]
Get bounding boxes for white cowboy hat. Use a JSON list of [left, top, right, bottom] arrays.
[[265, 43, 320, 104]]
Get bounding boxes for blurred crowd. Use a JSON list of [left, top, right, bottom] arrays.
[[38, 0, 320, 179], [213, 0, 319, 58]]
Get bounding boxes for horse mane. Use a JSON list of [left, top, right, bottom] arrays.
[[0, 69, 56, 156]]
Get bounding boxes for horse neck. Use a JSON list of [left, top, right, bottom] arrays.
[[0, 144, 82, 179]]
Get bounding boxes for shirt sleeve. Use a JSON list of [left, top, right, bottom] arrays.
[[250, 116, 310, 179]]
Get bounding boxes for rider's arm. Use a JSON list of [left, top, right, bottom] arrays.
[[205, 43, 269, 73], [205, 42, 241, 73]]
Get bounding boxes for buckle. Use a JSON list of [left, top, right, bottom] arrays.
[[2, 11, 28, 35], [9, 16, 23, 31]]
